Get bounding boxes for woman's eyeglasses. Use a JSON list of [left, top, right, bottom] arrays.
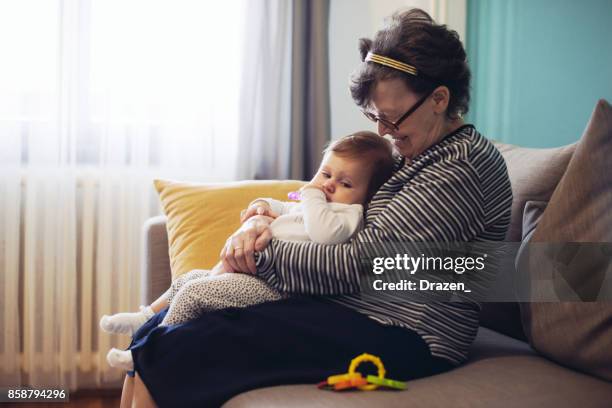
[[363, 92, 432, 131]]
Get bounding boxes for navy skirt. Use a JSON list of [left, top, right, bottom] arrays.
[[129, 296, 453, 408]]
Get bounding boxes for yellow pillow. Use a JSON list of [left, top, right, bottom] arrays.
[[154, 179, 306, 279]]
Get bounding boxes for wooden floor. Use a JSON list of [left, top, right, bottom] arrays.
[[2, 389, 121, 407]]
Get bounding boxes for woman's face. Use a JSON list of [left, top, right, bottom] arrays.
[[367, 78, 445, 160]]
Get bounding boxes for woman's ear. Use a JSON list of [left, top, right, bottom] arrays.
[[432, 86, 450, 115]]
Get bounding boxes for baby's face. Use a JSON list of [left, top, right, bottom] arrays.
[[310, 152, 371, 205]]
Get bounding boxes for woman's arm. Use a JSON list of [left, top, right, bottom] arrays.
[[256, 159, 485, 295], [300, 187, 363, 244]]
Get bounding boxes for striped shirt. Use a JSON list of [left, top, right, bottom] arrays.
[[256, 125, 513, 365]]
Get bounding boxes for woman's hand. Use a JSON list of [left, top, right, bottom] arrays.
[[240, 200, 279, 223], [220, 216, 274, 274]]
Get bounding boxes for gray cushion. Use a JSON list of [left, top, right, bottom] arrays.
[[522, 201, 548, 240], [223, 328, 612, 408], [480, 141, 575, 341], [493, 141, 575, 242], [479, 141, 575, 342], [478, 202, 549, 343]]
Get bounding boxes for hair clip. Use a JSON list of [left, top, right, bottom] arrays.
[[365, 52, 418, 76]]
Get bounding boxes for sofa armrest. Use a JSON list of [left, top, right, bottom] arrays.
[[141, 215, 172, 305]]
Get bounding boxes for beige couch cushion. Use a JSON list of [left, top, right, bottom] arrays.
[[521, 99, 612, 382], [224, 328, 612, 408]]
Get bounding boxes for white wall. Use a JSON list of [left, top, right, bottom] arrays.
[[328, 0, 466, 139]]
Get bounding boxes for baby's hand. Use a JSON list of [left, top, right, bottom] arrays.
[[247, 214, 276, 225], [240, 200, 279, 223], [300, 182, 324, 193]]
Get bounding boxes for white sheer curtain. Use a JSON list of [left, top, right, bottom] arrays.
[[0, 0, 246, 389]]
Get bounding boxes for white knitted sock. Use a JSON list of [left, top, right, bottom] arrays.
[[106, 348, 134, 371], [99, 306, 154, 335]]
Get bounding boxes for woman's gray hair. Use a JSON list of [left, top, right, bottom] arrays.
[[350, 9, 471, 119]]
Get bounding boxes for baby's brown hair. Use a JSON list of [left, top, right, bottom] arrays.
[[324, 131, 395, 202]]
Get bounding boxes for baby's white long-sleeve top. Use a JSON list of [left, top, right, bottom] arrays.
[[254, 188, 363, 245]]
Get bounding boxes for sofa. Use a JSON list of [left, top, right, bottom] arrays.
[[140, 103, 612, 407]]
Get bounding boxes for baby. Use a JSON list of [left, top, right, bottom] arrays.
[[100, 131, 394, 370]]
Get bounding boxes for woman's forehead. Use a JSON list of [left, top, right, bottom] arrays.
[[370, 79, 411, 113]]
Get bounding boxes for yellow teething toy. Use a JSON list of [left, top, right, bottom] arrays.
[[348, 353, 386, 391]]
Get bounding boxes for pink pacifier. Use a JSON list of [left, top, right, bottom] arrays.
[[287, 191, 301, 200]]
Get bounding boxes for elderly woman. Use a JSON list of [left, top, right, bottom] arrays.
[[122, 9, 512, 407]]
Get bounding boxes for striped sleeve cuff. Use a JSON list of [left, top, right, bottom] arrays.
[[255, 243, 276, 282], [256, 248, 284, 291]]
